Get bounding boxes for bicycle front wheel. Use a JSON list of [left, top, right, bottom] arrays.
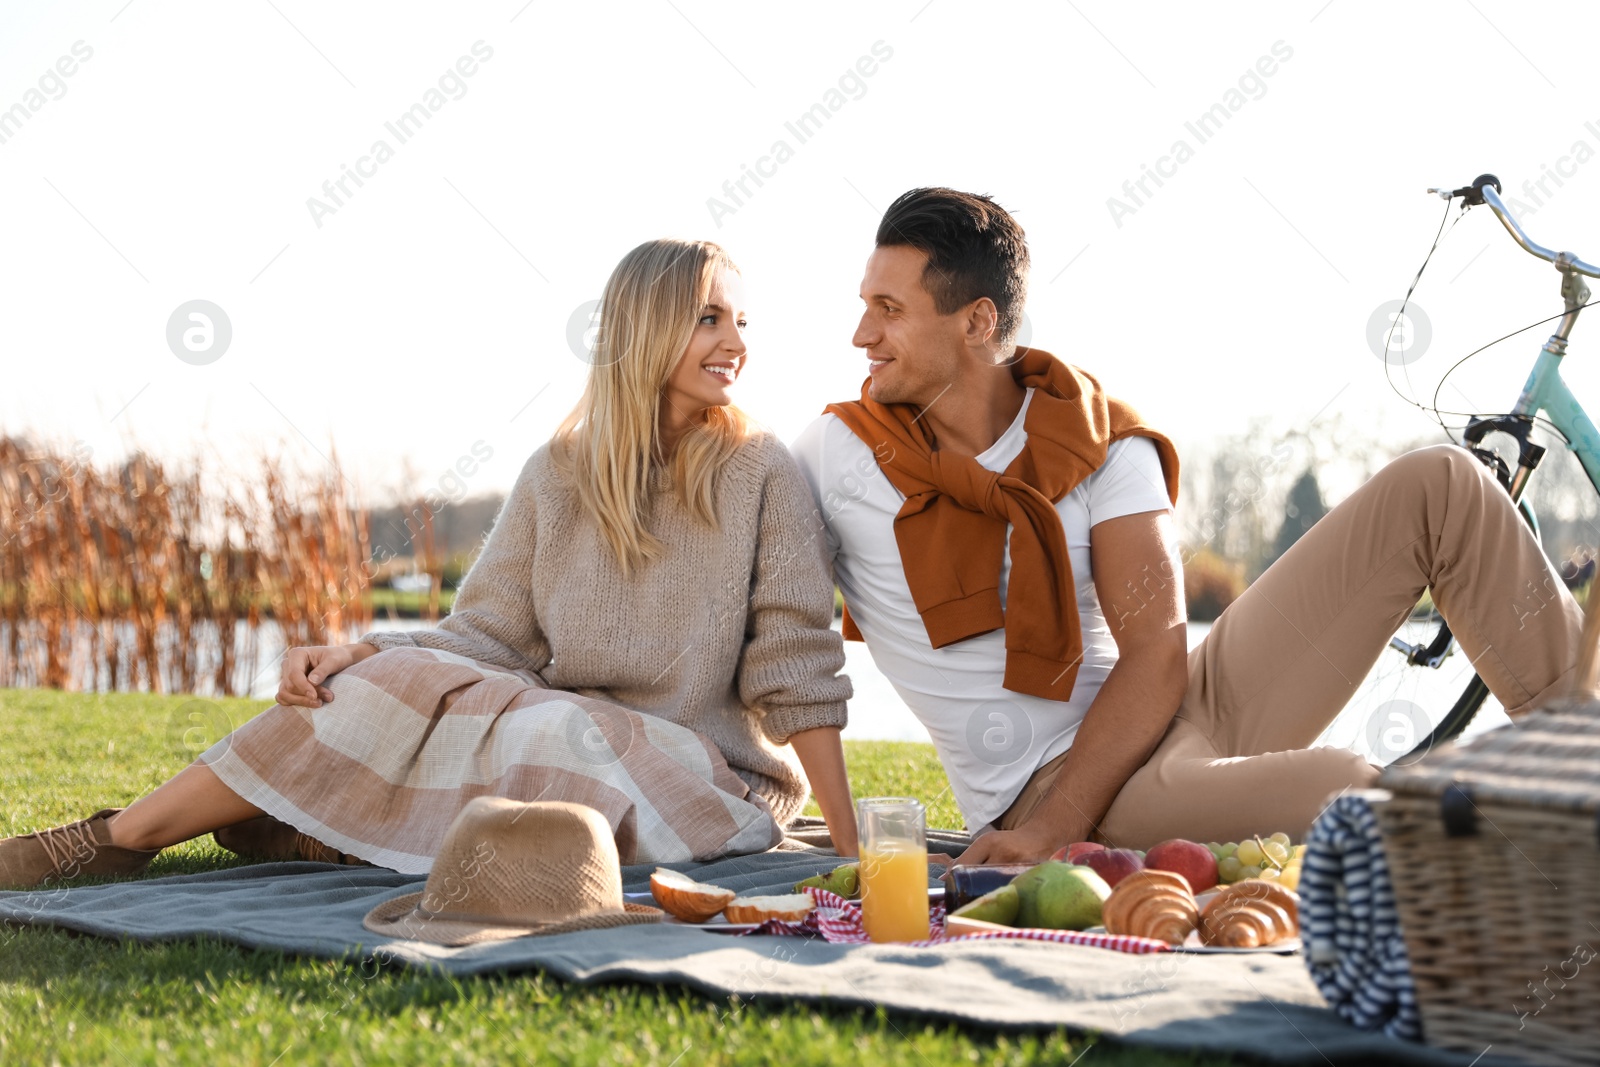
[[1311, 606, 1503, 768], [1403, 673, 1491, 761]]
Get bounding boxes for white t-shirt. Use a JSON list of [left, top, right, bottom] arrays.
[[790, 389, 1174, 832]]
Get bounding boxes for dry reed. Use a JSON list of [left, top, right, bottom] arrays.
[[0, 435, 383, 696]]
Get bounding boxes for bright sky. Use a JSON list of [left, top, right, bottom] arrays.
[[6, 1, 1600, 505]]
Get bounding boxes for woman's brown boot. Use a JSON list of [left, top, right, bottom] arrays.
[[213, 815, 373, 866], [0, 808, 162, 889]]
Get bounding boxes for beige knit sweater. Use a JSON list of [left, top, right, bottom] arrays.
[[358, 431, 852, 825]]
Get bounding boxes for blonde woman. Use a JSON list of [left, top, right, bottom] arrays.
[[0, 239, 859, 887]]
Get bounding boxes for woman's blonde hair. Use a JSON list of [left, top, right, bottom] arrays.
[[553, 238, 756, 574]]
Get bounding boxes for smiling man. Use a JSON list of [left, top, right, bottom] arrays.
[[791, 186, 1585, 862]]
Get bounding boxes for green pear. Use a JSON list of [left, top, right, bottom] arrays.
[[950, 883, 1020, 926], [1011, 861, 1111, 930], [793, 862, 860, 898], [824, 863, 860, 898]]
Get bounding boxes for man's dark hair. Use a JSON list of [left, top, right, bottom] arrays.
[[875, 187, 1030, 351]]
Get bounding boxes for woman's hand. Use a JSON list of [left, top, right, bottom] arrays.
[[277, 642, 377, 708], [788, 726, 858, 858]]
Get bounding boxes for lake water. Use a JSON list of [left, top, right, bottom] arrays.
[[3, 613, 1502, 762]]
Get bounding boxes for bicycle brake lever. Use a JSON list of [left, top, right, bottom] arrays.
[[1426, 175, 1502, 205]]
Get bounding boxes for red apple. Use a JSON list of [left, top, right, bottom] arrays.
[[1048, 841, 1107, 864], [1144, 838, 1219, 893], [1078, 847, 1145, 888]]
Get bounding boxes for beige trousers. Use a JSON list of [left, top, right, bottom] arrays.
[[997, 444, 1585, 849]]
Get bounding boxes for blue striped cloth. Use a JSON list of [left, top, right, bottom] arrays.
[[1299, 793, 1422, 1041]]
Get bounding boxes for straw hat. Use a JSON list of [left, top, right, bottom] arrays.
[[362, 797, 661, 946]]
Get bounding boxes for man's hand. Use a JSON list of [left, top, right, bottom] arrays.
[[952, 824, 1061, 867]]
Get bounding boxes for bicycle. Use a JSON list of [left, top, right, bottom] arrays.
[[1354, 173, 1600, 763]]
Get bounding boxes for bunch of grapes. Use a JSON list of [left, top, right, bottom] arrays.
[[1204, 833, 1304, 890]]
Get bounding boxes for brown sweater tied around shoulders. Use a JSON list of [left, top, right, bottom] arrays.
[[824, 346, 1180, 702]]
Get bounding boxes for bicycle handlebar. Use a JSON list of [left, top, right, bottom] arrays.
[[1430, 172, 1600, 278]]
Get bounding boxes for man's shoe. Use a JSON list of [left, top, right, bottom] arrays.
[[213, 815, 373, 867], [0, 808, 162, 889]]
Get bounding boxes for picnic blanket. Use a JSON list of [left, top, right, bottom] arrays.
[[198, 646, 782, 871], [1300, 790, 1423, 1041], [0, 819, 1515, 1066]]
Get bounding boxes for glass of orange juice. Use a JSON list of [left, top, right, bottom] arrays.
[[857, 797, 929, 943]]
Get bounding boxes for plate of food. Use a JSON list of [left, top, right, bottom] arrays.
[[944, 865, 1301, 953]]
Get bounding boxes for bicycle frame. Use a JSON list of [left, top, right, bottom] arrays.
[[1388, 266, 1592, 674], [1505, 304, 1600, 500], [1476, 180, 1600, 506], [1391, 176, 1600, 756]]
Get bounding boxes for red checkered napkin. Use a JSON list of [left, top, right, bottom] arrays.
[[739, 888, 1171, 955]]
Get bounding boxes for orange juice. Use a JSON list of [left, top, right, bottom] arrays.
[[859, 841, 930, 943]]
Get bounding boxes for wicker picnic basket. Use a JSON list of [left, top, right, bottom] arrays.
[[1372, 593, 1600, 1066]]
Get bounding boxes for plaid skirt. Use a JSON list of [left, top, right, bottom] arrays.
[[198, 646, 784, 873]]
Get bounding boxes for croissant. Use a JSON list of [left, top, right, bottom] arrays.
[[1102, 868, 1199, 945], [1198, 880, 1300, 948]]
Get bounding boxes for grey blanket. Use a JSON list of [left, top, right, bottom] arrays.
[[0, 822, 1512, 1066]]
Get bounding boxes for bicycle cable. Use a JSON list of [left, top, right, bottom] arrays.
[[1381, 195, 1465, 428], [1382, 198, 1600, 447], [1422, 297, 1600, 446]]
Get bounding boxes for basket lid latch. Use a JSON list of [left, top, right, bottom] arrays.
[[1440, 784, 1478, 837]]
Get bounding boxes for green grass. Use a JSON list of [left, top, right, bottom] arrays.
[[368, 586, 457, 618], [803, 740, 964, 829], [0, 689, 1239, 1067]]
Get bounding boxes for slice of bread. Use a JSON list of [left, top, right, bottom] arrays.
[[649, 868, 736, 924], [722, 893, 815, 924]]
